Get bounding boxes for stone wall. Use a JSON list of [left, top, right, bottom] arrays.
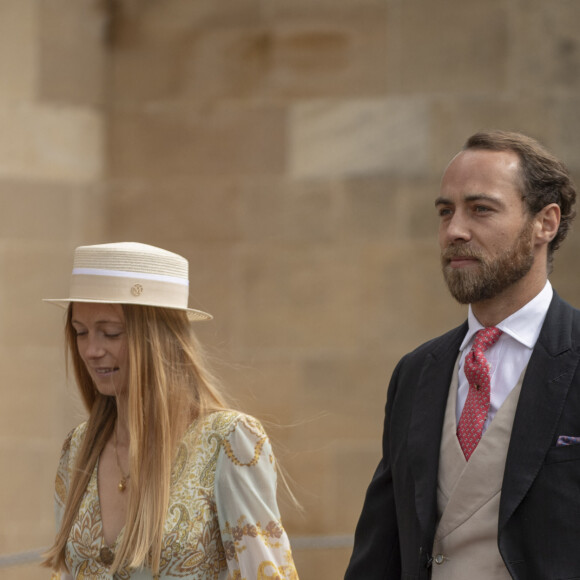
[[3, 1, 580, 579], [0, 2, 107, 579]]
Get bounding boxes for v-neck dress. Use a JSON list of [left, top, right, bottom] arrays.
[[50, 411, 298, 579]]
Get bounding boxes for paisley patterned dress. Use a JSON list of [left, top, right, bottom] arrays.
[[51, 411, 298, 579]]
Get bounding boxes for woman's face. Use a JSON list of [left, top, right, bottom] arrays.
[[71, 302, 129, 398]]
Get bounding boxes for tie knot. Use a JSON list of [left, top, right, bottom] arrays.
[[472, 326, 502, 352]]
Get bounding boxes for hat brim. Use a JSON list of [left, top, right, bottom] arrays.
[[43, 298, 213, 322]]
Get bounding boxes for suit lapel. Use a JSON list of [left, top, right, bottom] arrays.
[[499, 293, 580, 531], [408, 322, 468, 537]]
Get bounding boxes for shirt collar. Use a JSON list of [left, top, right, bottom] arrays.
[[460, 280, 553, 352]]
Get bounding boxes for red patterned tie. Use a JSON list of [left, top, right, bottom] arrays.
[[457, 326, 502, 460]]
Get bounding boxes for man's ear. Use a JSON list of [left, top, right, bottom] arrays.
[[533, 203, 561, 245]]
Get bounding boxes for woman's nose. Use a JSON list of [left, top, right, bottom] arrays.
[[84, 336, 105, 358]]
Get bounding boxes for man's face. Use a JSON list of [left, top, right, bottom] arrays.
[[436, 149, 537, 305]]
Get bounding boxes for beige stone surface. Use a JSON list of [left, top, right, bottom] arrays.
[[0, 104, 103, 182], [0, 0, 37, 103], [288, 98, 430, 178], [4, 1, 580, 579], [396, 0, 509, 94], [292, 547, 352, 580], [235, 243, 365, 352], [0, 564, 47, 580], [0, 2, 106, 578], [110, 7, 388, 103], [512, 0, 580, 94], [38, 0, 107, 105], [109, 104, 286, 179], [108, 177, 242, 242], [0, 244, 72, 348]]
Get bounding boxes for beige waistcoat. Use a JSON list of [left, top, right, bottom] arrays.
[[430, 361, 524, 580]]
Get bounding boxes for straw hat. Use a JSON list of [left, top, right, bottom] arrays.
[[44, 242, 212, 321]]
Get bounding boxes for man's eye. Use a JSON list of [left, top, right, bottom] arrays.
[[438, 208, 452, 217], [474, 205, 491, 213]]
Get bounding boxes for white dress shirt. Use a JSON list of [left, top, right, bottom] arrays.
[[456, 281, 553, 432]]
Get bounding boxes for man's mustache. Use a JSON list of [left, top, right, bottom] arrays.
[[441, 245, 483, 263]]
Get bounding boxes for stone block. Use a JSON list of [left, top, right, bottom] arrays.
[[235, 243, 364, 352], [238, 176, 342, 243], [0, 441, 57, 551], [397, 0, 508, 94], [0, 181, 80, 241], [0, 0, 37, 103], [70, 183, 108, 244], [116, 0, 261, 36], [0, 347, 64, 440], [0, 104, 103, 183], [300, 356, 389, 441], [262, 0, 387, 18], [551, 97, 580, 173], [288, 98, 429, 179], [341, 176, 404, 241], [38, 0, 107, 105], [111, 13, 387, 103], [109, 105, 286, 179], [336, 442, 383, 531], [512, 0, 580, 94], [179, 19, 388, 100], [0, 243, 72, 348], [108, 178, 241, 243]]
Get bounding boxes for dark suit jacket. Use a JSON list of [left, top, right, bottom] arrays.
[[345, 292, 580, 580]]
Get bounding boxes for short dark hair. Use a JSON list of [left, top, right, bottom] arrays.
[[464, 130, 576, 266]]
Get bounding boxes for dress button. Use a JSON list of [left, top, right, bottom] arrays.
[[434, 554, 444, 565]]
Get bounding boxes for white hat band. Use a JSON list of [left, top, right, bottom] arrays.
[[72, 268, 189, 287], [70, 274, 190, 309]]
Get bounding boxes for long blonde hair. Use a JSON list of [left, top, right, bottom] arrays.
[[44, 304, 228, 575]]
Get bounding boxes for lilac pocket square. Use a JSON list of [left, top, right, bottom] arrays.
[[557, 435, 580, 446]]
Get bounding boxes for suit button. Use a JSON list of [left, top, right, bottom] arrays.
[[434, 554, 444, 565]]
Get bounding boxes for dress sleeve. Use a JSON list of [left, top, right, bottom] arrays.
[[215, 415, 298, 580]]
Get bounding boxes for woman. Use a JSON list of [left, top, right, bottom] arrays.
[[43, 242, 298, 579]]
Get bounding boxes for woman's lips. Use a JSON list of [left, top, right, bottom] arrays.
[[93, 367, 119, 375]]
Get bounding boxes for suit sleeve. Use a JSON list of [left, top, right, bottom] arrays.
[[344, 358, 405, 580]]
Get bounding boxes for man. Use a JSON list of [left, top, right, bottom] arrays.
[[345, 130, 579, 579]]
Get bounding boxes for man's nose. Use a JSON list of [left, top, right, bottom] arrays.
[[442, 212, 471, 243]]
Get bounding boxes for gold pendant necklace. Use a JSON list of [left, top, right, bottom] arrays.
[[114, 425, 130, 493]]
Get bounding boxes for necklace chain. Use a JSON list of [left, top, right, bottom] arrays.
[[114, 425, 130, 493]]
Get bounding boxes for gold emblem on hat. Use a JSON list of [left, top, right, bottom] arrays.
[[131, 283, 144, 296]]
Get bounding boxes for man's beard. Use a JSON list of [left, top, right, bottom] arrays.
[[441, 221, 535, 305]]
